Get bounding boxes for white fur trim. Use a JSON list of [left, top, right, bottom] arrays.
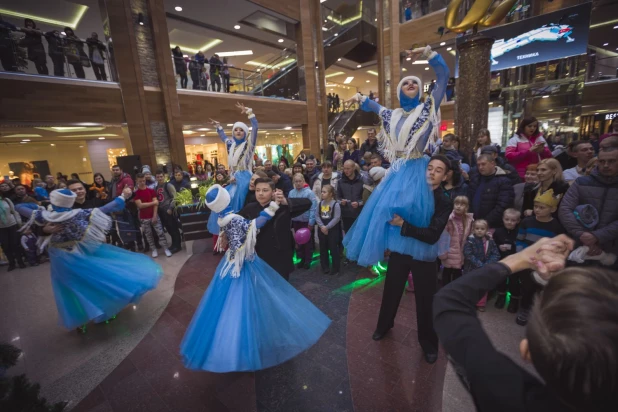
[[246, 107, 255, 118], [218, 212, 241, 227], [206, 184, 231, 213], [220, 218, 258, 279], [397, 76, 422, 103], [50, 189, 76, 209], [41, 209, 81, 223], [264, 201, 279, 216], [228, 140, 247, 171], [232, 121, 249, 138]]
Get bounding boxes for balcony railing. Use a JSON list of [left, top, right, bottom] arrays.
[[401, 0, 448, 23], [0, 24, 117, 82]]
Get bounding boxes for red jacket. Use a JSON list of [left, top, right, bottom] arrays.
[[109, 172, 134, 197]]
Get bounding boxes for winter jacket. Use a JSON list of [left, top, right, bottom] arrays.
[[86, 38, 107, 62], [505, 133, 552, 179], [337, 172, 364, 219], [304, 167, 320, 187], [45, 31, 64, 56], [20, 21, 46, 63], [288, 187, 318, 225], [209, 56, 223, 75], [400, 188, 453, 245], [275, 174, 293, 197], [312, 172, 340, 200], [359, 139, 380, 157], [463, 235, 500, 273], [558, 170, 618, 253], [440, 212, 474, 268], [467, 167, 515, 228], [344, 150, 361, 165], [109, 173, 134, 197], [521, 180, 569, 217], [469, 158, 520, 189], [442, 178, 469, 201], [492, 226, 519, 259], [512, 182, 529, 212]]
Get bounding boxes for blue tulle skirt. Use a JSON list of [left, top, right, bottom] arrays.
[[49, 243, 163, 329], [208, 170, 252, 234], [180, 256, 331, 372], [343, 157, 446, 266]]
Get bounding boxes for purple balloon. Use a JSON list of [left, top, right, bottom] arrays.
[[294, 227, 311, 245]]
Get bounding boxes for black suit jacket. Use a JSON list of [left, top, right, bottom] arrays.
[[238, 198, 311, 280]]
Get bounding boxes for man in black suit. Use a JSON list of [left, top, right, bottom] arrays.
[[372, 155, 453, 364], [238, 178, 311, 280]]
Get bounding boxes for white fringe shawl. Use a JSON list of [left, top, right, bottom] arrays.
[[377, 97, 441, 172], [218, 218, 258, 279]]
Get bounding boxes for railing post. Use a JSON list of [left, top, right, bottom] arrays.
[[259, 72, 264, 96], [241, 68, 246, 92]]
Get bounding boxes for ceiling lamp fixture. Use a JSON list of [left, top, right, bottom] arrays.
[[21, 139, 30, 142], [325, 71, 345, 78], [440, 42, 446, 46], [357, 64, 361, 68], [343, 76, 354, 84], [98, 137, 106, 140], [603, 42, 609, 46], [337, 58, 342, 61], [175, 6, 183, 11], [278, 39, 284, 43], [542, 95, 549, 98], [284, 126, 292, 130], [366, 80, 370, 83], [234, 25, 241, 29], [216, 50, 253, 57], [138, 13, 144, 25], [447, 47, 452, 51]]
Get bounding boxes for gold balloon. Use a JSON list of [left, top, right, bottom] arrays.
[[445, 0, 518, 33]]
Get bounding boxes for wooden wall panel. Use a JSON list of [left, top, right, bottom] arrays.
[[162, 91, 308, 125], [0, 77, 125, 124], [397, 10, 457, 50], [247, 0, 300, 21]]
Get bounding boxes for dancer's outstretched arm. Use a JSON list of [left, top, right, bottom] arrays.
[[254, 201, 280, 229], [97, 187, 133, 214], [425, 47, 449, 111], [210, 118, 228, 143]]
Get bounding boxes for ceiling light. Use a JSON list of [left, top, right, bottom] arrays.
[[343, 76, 354, 84], [402, 68, 407, 71], [406, 57, 411, 61], [334, 33, 338, 36], [0, 6, 88, 29], [615, 25, 618, 29], [50, 143, 55, 146], [278, 39, 284, 43], [357, 64, 361, 68], [548, 109, 553, 112], [182, 130, 194, 134], [412, 60, 428, 65], [440, 42, 446, 46], [21, 139, 30, 142], [175, 6, 182, 11], [284, 127, 292, 130], [322, 27, 328, 31], [20, 142, 28, 144], [325, 71, 345, 78], [488, 102, 493, 105], [227, 124, 234, 126], [603, 43, 609, 46], [138, 13, 144, 25], [337, 58, 341, 61], [200, 134, 205, 137], [447, 47, 452, 51], [216, 50, 253, 57], [197, 128, 210, 131], [61, 32, 66, 35], [366, 80, 370, 83], [542, 95, 549, 98], [4, 134, 42, 138], [425, 67, 429, 70], [367, 70, 379, 76], [234, 25, 241, 29], [98, 137, 106, 140]]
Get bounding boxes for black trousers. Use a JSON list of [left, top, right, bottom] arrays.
[[497, 271, 522, 297], [211, 74, 221, 91], [442, 267, 462, 287], [342, 217, 356, 232], [318, 225, 341, 272], [0, 225, 24, 266], [32, 59, 48, 75], [50, 54, 64, 76], [190, 69, 200, 89], [222, 73, 230, 92], [92, 63, 107, 81], [376, 252, 438, 354], [519, 269, 540, 310], [159, 209, 182, 249], [0, 45, 17, 71], [71, 62, 85, 79]]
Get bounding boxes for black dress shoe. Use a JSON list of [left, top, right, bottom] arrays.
[[424, 352, 438, 364], [372, 322, 394, 341]]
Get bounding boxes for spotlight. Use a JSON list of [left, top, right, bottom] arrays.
[[138, 13, 144, 25]]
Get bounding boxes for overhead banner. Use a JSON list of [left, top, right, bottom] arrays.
[[456, 2, 591, 74]]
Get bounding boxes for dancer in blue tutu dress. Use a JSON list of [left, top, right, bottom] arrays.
[[16, 188, 163, 332], [181, 185, 331, 373], [343, 45, 450, 266], [207, 102, 258, 248]]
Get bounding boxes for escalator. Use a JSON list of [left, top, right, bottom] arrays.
[[328, 108, 379, 140], [252, 19, 377, 98]]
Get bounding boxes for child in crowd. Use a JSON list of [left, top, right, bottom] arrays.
[[315, 185, 341, 276], [433, 133, 462, 162], [463, 219, 500, 311], [515, 190, 565, 325], [133, 173, 172, 258], [440, 196, 474, 287], [361, 152, 372, 171], [493, 208, 522, 312], [20, 227, 39, 266], [289, 173, 318, 269], [33, 179, 49, 202]]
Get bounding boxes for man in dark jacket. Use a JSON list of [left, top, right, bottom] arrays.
[[374, 155, 453, 365], [45, 30, 65, 76], [209, 54, 223, 92], [238, 179, 311, 280], [467, 154, 515, 229], [559, 148, 618, 257], [359, 128, 380, 157], [470, 145, 520, 186], [266, 170, 292, 197], [336, 160, 364, 232], [303, 157, 320, 186]]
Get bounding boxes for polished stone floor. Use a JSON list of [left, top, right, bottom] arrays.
[[1, 238, 531, 411]]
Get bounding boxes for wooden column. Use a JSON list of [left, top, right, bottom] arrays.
[[104, 0, 156, 167], [297, 0, 325, 158], [147, 0, 187, 168], [376, 0, 385, 104], [377, 0, 400, 108], [388, 0, 401, 107]]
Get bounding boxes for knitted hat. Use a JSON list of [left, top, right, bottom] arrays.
[[50, 188, 76, 210], [141, 165, 152, 174], [574, 204, 599, 229], [369, 166, 386, 181], [205, 185, 230, 213], [232, 122, 249, 139]]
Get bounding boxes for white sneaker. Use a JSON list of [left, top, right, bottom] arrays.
[[151, 250, 158, 258], [165, 249, 172, 257]]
